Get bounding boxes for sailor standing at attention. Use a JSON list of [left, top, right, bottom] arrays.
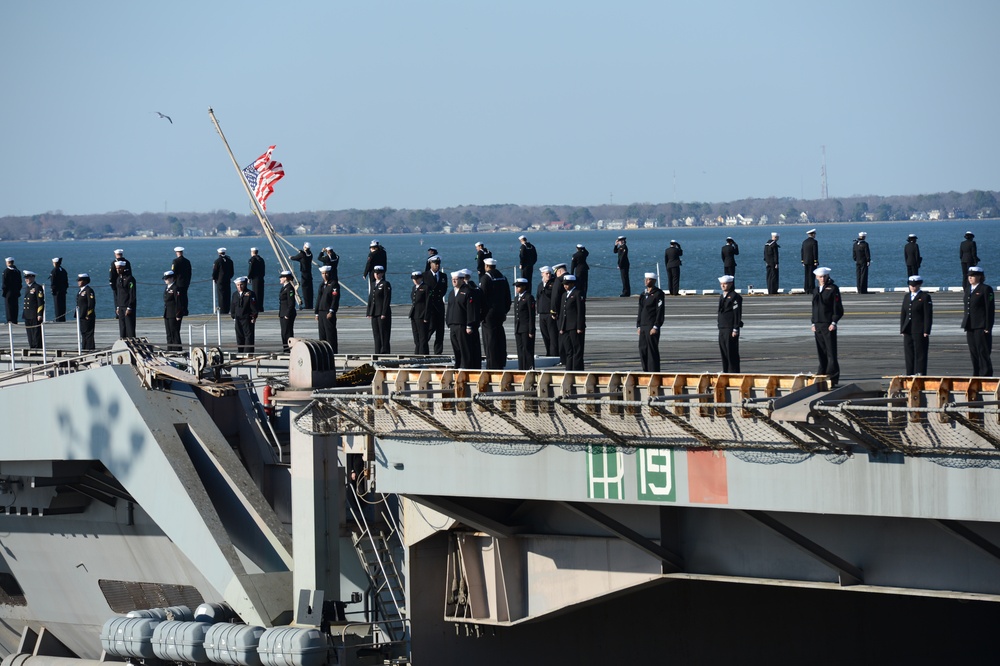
[[114, 262, 137, 339], [513, 277, 536, 370], [247, 248, 266, 311], [367, 266, 392, 354], [763, 233, 780, 294], [278, 270, 297, 352], [22, 270, 44, 349], [557, 274, 586, 371], [721, 237, 739, 281], [2, 257, 21, 324], [49, 257, 69, 322], [446, 270, 468, 368], [171, 247, 192, 313], [536, 266, 558, 357], [717, 275, 743, 373], [409, 270, 430, 355], [518, 235, 537, 290], [614, 236, 631, 297], [900, 275, 932, 376], [664, 240, 683, 296], [903, 234, 922, 278], [162, 270, 184, 352], [960, 232, 980, 293], [811, 267, 844, 386], [636, 272, 665, 372], [108, 249, 131, 298], [852, 232, 871, 294], [212, 248, 235, 312], [76, 273, 96, 351], [230, 277, 259, 353], [962, 266, 994, 376], [423, 255, 448, 355], [314, 265, 340, 351], [801, 229, 819, 294]]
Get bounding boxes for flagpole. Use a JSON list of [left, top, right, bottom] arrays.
[[207, 108, 302, 306]]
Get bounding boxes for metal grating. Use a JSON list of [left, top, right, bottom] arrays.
[[98, 579, 204, 614]]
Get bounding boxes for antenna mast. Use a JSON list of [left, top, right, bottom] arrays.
[[820, 145, 828, 200]]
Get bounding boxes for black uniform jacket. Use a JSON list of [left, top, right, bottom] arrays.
[[636, 287, 665, 328], [514, 292, 535, 334], [409, 281, 430, 321], [367, 279, 392, 318], [558, 287, 586, 331], [718, 291, 743, 331], [962, 283, 996, 331], [900, 290, 932, 335], [811, 280, 844, 324]]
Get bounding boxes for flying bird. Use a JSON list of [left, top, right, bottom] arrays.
[[155, 112, 173, 124]]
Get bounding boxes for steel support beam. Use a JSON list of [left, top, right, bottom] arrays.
[[562, 501, 684, 572], [743, 510, 863, 586]]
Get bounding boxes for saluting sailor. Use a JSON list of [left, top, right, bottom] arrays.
[[409, 270, 431, 355], [717, 275, 743, 373], [557, 274, 586, 371], [114, 261, 137, 339], [49, 257, 69, 322], [853, 232, 871, 294], [314, 265, 340, 351], [636, 272, 665, 372], [278, 270, 297, 352]]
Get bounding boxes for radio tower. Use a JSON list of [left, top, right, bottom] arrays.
[[820, 145, 828, 200]]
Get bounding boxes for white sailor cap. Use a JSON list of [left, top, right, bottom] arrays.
[[475, 241, 484, 247], [965, 231, 975, 238], [162, 270, 174, 278], [563, 274, 577, 282], [4, 257, 13, 262], [518, 235, 527, 241], [234, 276, 248, 284], [250, 247, 258, 252], [617, 236, 626, 241], [115, 260, 127, 267], [807, 228, 817, 234], [373, 265, 385, 272], [450, 270, 463, 278], [858, 232, 867, 238], [428, 247, 438, 253], [51, 257, 60, 263], [280, 270, 294, 278], [718, 275, 735, 283], [813, 266, 831, 277], [484, 257, 497, 265], [303, 242, 311, 249], [217, 247, 227, 254], [670, 239, 677, 244], [576, 243, 585, 249], [77, 273, 89, 280], [114, 249, 124, 254], [908, 275, 924, 283], [726, 237, 734, 241], [428, 255, 442, 263], [968, 266, 985, 275], [319, 265, 332, 273], [370, 239, 379, 247], [174, 246, 185, 252], [514, 277, 529, 285], [324, 246, 333, 251], [552, 263, 567, 270], [539, 265, 552, 273], [460, 269, 473, 278], [907, 234, 917, 239], [411, 271, 423, 278], [771, 232, 779, 237], [22, 270, 35, 277], [644, 272, 657, 280]]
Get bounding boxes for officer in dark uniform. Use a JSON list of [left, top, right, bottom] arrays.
[[362, 241, 388, 289], [717, 275, 743, 372], [960, 232, 980, 293], [114, 262, 137, 339], [510, 278, 534, 369], [423, 255, 447, 355], [320, 246, 340, 283], [75, 273, 96, 351], [171, 247, 192, 313], [22, 270, 44, 349], [278, 270, 297, 351], [230, 277, 259, 353], [461, 270, 484, 368], [853, 232, 871, 294], [764, 233, 780, 294], [900, 275, 932, 375], [212, 248, 235, 312], [367, 266, 392, 354], [811, 267, 844, 386], [962, 266, 994, 376], [518, 235, 537, 290], [446, 271, 468, 368], [536, 266, 558, 357], [162, 270, 184, 352], [614, 236, 631, 297], [49, 257, 69, 322], [247, 248, 266, 311], [474, 242, 492, 284], [424, 247, 439, 272], [801, 229, 819, 294], [664, 241, 683, 296], [108, 249, 131, 298], [550, 264, 569, 363], [721, 238, 739, 280], [289, 242, 314, 310], [557, 274, 585, 371], [480, 258, 512, 369], [314, 266, 340, 351], [2, 257, 20, 324], [572, 244, 590, 298], [636, 272, 665, 372], [903, 234, 922, 278], [409, 271, 430, 355]]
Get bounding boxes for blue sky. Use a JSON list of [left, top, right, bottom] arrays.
[[2, 1, 997, 216]]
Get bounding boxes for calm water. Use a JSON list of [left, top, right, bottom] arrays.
[[1, 219, 997, 318]]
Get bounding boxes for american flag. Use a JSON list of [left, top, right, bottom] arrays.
[[242, 145, 285, 211]]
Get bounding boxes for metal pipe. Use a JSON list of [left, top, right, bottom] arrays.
[[7, 323, 14, 371]]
